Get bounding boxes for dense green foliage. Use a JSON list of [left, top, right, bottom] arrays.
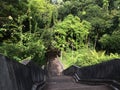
[[0, 0, 120, 66], [52, 14, 91, 50], [61, 49, 120, 68]]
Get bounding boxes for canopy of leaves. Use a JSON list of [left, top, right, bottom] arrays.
[[99, 30, 120, 53], [29, 0, 57, 28], [0, 0, 120, 65], [52, 14, 91, 50]]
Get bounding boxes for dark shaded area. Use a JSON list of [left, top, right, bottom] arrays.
[[26, 60, 46, 84], [45, 48, 61, 59], [63, 59, 120, 81], [0, 54, 46, 90], [63, 65, 80, 76]]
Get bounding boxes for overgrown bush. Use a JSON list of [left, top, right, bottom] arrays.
[[99, 30, 120, 53], [29, 0, 57, 29], [0, 33, 46, 65], [52, 14, 91, 50], [61, 48, 120, 68]]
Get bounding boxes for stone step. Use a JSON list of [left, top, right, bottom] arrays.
[[44, 82, 112, 90], [43, 76, 112, 90], [47, 76, 74, 82], [48, 76, 73, 80]]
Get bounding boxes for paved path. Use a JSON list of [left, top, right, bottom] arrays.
[[43, 76, 112, 90]]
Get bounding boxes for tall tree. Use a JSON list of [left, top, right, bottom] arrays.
[[52, 14, 91, 50], [29, 0, 57, 29]]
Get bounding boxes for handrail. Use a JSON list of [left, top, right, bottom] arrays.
[[32, 70, 47, 90], [73, 73, 120, 90]]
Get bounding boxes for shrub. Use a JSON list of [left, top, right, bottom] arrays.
[[0, 33, 46, 65], [61, 48, 120, 68]]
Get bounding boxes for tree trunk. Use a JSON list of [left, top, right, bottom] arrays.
[[45, 49, 64, 77]]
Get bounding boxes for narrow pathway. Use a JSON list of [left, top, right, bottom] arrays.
[[43, 75, 112, 90]]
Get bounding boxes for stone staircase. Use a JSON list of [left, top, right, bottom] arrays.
[[42, 76, 112, 90]]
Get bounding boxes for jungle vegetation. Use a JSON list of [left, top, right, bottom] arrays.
[[0, 0, 120, 67]]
